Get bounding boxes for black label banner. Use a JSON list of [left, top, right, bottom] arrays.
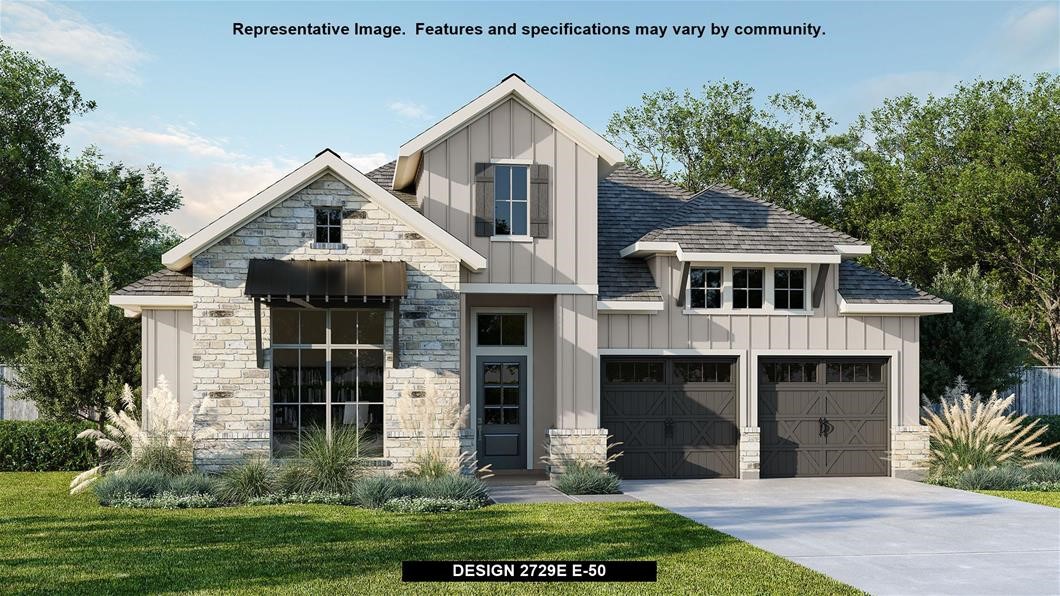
[[402, 560, 657, 582]]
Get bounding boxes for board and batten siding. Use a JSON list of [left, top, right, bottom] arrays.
[[418, 98, 598, 286], [556, 294, 599, 429], [141, 309, 194, 425], [599, 257, 922, 426]]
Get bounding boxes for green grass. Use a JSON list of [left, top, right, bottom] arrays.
[[980, 490, 1060, 508], [0, 472, 856, 595]]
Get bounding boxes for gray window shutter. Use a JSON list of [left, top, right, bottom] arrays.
[[474, 163, 495, 237], [529, 164, 550, 238]]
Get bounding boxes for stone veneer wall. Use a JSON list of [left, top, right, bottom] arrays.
[[546, 428, 608, 478], [738, 426, 761, 479], [191, 173, 461, 470], [891, 425, 931, 480]]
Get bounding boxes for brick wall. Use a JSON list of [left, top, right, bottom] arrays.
[[191, 174, 461, 470]]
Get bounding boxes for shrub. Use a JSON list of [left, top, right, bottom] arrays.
[[168, 474, 218, 497], [554, 462, 622, 495], [352, 476, 425, 508], [1025, 459, 1060, 484], [129, 438, 192, 476], [1022, 416, 1060, 459], [922, 391, 1059, 477], [422, 475, 490, 503], [109, 492, 219, 509], [0, 420, 95, 471], [216, 460, 277, 504], [382, 496, 482, 513], [93, 470, 172, 504], [247, 492, 358, 506], [952, 466, 1028, 490], [284, 426, 370, 494], [396, 380, 487, 478]]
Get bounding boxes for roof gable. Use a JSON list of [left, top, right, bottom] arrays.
[[162, 150, 486, 271], [392, 74, 624, 190]]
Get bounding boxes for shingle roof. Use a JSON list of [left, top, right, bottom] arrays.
[[113, 268, 192, 297], [365, 161, 420, 209], [598, 166, 694, 301], [837, 261, 947, 304], [637, 183, 864, 253]]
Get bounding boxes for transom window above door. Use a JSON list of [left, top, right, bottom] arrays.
[[476, 313, 527, 346], [494, 165, 529, 237]]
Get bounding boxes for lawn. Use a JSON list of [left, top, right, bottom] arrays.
[[980, 490, 1060, 508], [0, 472, 856, 595]]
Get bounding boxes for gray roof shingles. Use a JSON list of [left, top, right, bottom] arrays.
[[114, 268, 192, 297], [365, 161, 419, 209], [837, 261, 946, 305]]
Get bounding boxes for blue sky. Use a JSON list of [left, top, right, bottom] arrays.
[[2, 1, 1056, 234]]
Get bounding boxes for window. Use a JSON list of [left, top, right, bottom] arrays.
[[774, 269, 806, 310], [271, 309, 385, 457], [673, 361, 732, 383], [762, 362, 818, 383], [476, 313, 526, 346], [315, 208, 342, 244], [604, 361, 665, 384], [494, 165, 529, 236], [689, 267, 722, 309], [826, 362, 883, 383], [733, 268, 764, 309]]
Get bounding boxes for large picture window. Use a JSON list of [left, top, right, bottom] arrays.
[[494, 165, 529, 236], [271, 309, 385, 457]]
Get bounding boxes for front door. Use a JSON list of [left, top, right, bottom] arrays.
[[477, 356, 528, 470]]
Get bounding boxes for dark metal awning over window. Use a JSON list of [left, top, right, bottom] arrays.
[[245, 259, 408, 369], [245, 259, 407, 301]]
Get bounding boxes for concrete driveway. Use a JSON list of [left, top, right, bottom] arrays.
[[622, 478, 1060, 596]]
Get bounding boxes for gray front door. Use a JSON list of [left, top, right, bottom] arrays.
[[477, 356, 527, 470]]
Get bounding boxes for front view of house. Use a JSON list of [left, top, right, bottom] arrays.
[[111, 75, 951, 480]]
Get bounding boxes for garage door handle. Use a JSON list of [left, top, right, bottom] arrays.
[[819, 417, 835, 437], [664, 418, 674, 438]]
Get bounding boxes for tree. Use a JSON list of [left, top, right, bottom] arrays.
[[835, 74, 1060, 364], [11, 266, 139, 429], [606, 81, 842, 222], [920, 266, 1027, 399]]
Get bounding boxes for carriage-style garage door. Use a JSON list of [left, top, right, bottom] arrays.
[[759, 358, 889, 478], [601, 358, 738, 479]]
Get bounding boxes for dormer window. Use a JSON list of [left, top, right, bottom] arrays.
[[315, 208, 342, 244], [494, 165, 529, 237]]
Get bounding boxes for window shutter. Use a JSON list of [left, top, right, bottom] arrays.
[[529, 164, 550, 238], [473, 163, 495, 237]]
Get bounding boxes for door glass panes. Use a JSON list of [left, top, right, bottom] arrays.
[[482, 362, 520, 425], [271, 309, 387, 456], [763, 362, 818, 383], [826, 362, 883, 383], [673, 361, 732, 383], [604, 361, 665, 384], [477, 313, 527, 346]]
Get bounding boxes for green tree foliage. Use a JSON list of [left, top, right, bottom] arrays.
[[0, 42, 182, 358], [606, 81, 842, 222], [920, 266, 1027, 399], [12, 266, 139, 428], [836, 74, 1060, 365]]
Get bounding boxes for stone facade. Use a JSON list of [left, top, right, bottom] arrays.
[[891, 425, 931, 480], [190, 174, 461, 470], [738, 426, 761, 479], [545, 428, 609, 478]]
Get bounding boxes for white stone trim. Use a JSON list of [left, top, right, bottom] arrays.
[[459, 283, 598, 295], [161, 150, 488, 272], [838, 296, 953, 315], [597, 300, 664, 313], [470, 307, 534, 469], [394, 75, 623, 188]]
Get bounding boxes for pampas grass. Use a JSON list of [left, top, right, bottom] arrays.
[[396, 378, 489, 478]]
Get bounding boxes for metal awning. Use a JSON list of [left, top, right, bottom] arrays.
[[245, 259, 407, 300], [245, 259, 408, 369]]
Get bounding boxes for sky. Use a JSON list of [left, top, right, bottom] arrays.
[[1, 1, 1057, 235]]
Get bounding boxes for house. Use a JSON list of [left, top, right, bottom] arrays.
[[110, 74, 951, 480]]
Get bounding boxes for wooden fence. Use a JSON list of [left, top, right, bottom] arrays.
[[1008, 367, 1060, 416], [0, 365, 39, 421]]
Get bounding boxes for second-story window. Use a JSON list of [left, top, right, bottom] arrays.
[[689, 267, 722, 309], [315, 208, 342, 244], [494, 165, 529, 236], [733, 268, 764, 309], [774, 268, 806, 309]]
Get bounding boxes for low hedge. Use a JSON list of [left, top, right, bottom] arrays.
[[1024, 415, 1060, 459], [0, 420, 96, 471]]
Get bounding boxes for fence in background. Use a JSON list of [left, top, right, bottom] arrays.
[[0, 365, 39, 421], [1009, 366, 1060, 416]]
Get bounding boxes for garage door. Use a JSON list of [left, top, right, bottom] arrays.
[[601, 358, 738, 479], [759, 358, 888, 478]]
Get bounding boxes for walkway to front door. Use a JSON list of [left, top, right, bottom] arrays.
[[623, 477, 1060, 596]]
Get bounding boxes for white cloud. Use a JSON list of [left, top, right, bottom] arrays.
[[166, 159, 299, 235], [1, 1, 148, 83], [75, 123, 240, 160], [336, 151, 391, 172], [388, 101, 431, 120], [996, 3, 1059, 70]]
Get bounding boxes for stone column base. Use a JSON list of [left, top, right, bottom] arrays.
[[386, 428, 477, 476], [891, 425, 930, 480], [546, 428, 608, 480], [738, 426, 761, 479]]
